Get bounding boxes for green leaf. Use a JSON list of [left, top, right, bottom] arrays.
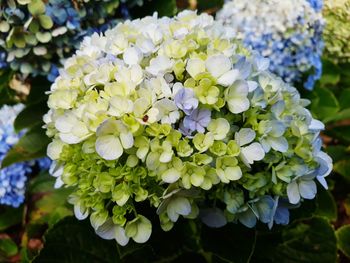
[[28, 0, 45, 15], [28, 76, 51, 103], [1, 124, 50, 168], [14, 100, 48, 132], [31, 187, 73, 227], [27, 171, 56, 194], [201, 223, 256, 263], [333, 160, 350, 182], [254, 217, 337, 263], [315, 187, 337, 221], [276, 217, 337, 263], [310, 87, 339, 122], [38, 15, 53, 29], [336, 225, 350, 258], [325, 145, 348, 163], [320, 60, 341, 86], [0, 237, 18, 257], [33, 217, 120, 263], [324, 108, 350, 123], [0, 70, 16, 106], [197, 0, 224, 12], [326, 126, 350, 144], [339, 88, 350, 109], [0, 206, 23, 231], [130, 0, 177, 17]]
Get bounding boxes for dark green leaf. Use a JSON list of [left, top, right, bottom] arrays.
[[1, 124, 50, 168], [326, 126, 350, 144], [27, 171, 56, 194], [254, 217, 337, 263], [0, 237, 18, 257], [201, 223, 256, 263], [325, 145, 348, 163], [333, 160, 350, 182], [33, 217, 120, 263], [14, 100, 48, 132], [27, 76, 51, 104], [320, 60, 341, 86], [315, 187, 337, 221], [197, 0, 224, 13], [131, 0, 177, 17], [339, 88, 350, 109], [310, 87, 339, 122], [0, 206, 23, 231], [0, 70, 17, 106], [336, 225, 350, 258], [274, 217, 337, 263], [323, 108, 350, 123]]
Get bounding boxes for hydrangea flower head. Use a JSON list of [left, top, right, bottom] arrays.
[[217, 0, 324, 90], [44, 11, 331, 245], [0, 104, 30, 207], [323, 0, 350, 63], [0, 104, 51, 207], [0, 0, 139, 80]]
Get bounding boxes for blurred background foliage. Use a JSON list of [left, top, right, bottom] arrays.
[[0, 0, 349, 262]]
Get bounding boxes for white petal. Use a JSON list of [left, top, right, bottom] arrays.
[[55, 113, 75, 133], [162, 168, 181, 183], [167, 197, 191, 222], [146, 55, 173, 76], [240, 143, 265, 164], [247, 81, 258, 92], [74, 204, 89, 220], [59, 133, 82, 144], [123, 47, 142, 65], [47, 140, 65, 160], [267, 137, 289, 153], [225, 166, 242, 181], [217, 69, 240, 86], [120, 132, 134, 149], [309, 119, 325, 131], [133, 216, 152, 243], [95, 219, 117, 240], [287, 181, 300, 204], [299, 180, 317, 200], [54, 176, 64, 189], [114, 225, 130, 246], [206, 54, 231, 78], [96, 119, 119, 136], [236, 128, 256, 146], [227, 97, 250, 114], [186, 58, 205, 78], [95, 135, 123, 160], [317, 176, 328, 190]]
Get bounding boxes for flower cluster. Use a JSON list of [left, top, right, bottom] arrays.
[[0, 0, 143, 80], [45, 11, 331, 245], [216, 0, 324, 90], [323, 0, 350, 63], [0, 104, 51, 207]]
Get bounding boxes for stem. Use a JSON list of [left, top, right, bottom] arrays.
[[247, 230, 257, 263]]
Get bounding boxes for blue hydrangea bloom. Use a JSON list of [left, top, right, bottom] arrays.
[[182, 108, 211, 134], [0, 0, 135, 81], [0, 104, 30, 207], [307, 0, 323, 11], [0, 105, 51, 207], [0, 52, 7, 69], [46, 0, 80, 30], [36, 157, 52, 171], [217, 0, 324, 90]]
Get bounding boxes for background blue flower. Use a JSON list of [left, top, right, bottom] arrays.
[[0, 104, 51, 207], [217, 0, 324, 90]]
